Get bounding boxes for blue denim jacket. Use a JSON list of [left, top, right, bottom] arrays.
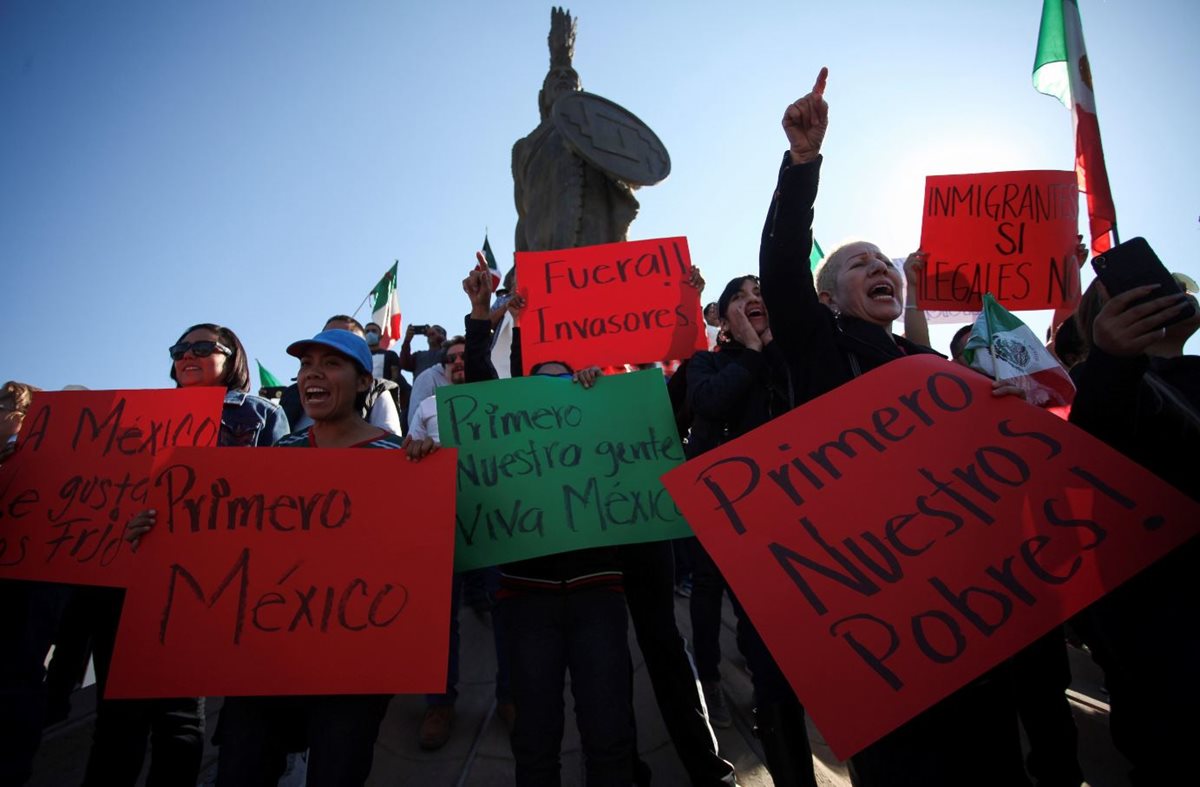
[[220, 391, 289, 447]]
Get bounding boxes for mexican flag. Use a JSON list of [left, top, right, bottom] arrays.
[[810, 237, 824, 270], [256, 360, 283, 389], [370, 262, 402, 350], [963, 294, 1075, 408], [1033, 0, 1116, 256], [480, 233, 502, 289]]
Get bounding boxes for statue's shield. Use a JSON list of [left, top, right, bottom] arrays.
[[551, 92, 671, 186]]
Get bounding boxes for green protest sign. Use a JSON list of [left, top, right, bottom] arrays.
[[437, 370, 692, 571]]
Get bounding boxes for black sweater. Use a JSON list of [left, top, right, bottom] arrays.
[[758, 154, 941, 406], [685, 341, 792, 458]]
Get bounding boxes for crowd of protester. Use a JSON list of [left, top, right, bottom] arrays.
[[3, 68, 1198, 787]]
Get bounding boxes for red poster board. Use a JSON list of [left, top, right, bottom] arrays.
[[0, 388, 222, 585], [918, 171, 1080, 312], [661, 355, 1198, 759], [106, 446, 457, 698], [516, 236, 707, 370]]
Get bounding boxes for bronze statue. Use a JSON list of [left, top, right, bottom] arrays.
[[512, 7, 670, 253]]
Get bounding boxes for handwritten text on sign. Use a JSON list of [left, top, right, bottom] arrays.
[[661, 355, 1198, 759], [438, 370, 692, 571], [105, 446, 457, 698], [918, 171, 1080, 311], [516, 237, 708, 370], [0, 388, 222, 585]]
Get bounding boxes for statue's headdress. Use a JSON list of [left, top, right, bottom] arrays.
[[548, 7, 576, 69]]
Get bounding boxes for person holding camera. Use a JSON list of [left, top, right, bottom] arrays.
[[398, 323, 447, 379]]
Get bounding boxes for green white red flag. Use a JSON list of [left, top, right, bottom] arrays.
[[480, 233, 501, 289], [963, 293, 1075, 407], [370, 262, 402, 350], [1033, 0, 1116, 256]]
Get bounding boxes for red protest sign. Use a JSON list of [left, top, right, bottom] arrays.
[[662, 355, 1198, 759], [105, 445, 456, 698], [918, 171, 1080, 312], [0, 388, 223, 585], [516, 237, 707, 370]]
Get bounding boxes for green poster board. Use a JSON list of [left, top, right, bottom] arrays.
[[437, 370, 692, 571]]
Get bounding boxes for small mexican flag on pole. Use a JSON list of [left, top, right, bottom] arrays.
[[480, 233, 502, 289], [370, 262, 402, 349], [256, 360, 284, 389], [962, 294, 1075, 408]]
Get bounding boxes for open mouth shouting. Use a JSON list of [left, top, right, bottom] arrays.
[[868, 282, 896, 302], [304, 385, 331, 405]]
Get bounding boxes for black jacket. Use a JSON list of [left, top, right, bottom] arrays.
[[758, 154, 941, 405], [1070, 348, 1200, 501], [685, 341, 792, 458]]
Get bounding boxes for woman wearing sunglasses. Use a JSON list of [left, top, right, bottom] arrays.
[[84, 324, 288, 787], [167, 323, 289, 447]]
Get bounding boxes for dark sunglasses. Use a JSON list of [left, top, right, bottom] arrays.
[[169, 340, 232, 361], [444, 352, 465, 363]]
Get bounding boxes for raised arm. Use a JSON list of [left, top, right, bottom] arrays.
[[760, 68, 829, 351], [463, 267, 500, 383], [398, 324, 418, 372]]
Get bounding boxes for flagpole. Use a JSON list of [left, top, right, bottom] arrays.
[[351, 292, 371, 321]]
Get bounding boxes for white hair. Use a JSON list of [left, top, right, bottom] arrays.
[[813, 238, 871, 298]]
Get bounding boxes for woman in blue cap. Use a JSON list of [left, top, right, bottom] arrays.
[[214, 327, 402, 787], [274, 328, 406, 450]]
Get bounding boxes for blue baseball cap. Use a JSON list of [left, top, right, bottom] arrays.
[[286, 329, 373, 376]]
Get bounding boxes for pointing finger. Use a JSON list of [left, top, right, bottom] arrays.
[[812, 66, 829, 97]]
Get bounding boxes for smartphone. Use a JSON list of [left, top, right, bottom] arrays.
[[1091, 237, 1197, 325]]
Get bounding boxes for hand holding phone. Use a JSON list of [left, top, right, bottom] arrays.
[[1091, 237, 1197, 327]]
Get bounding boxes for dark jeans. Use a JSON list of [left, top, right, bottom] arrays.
[[83, 697, 206, 787], [216, 694, 392, 787], [83, 587, 204, 787], [0, 579, 69, 786], [504, 589, 634, 787], [671, 537, 695, 584], [730, 594, 790, 706], [426, 567, 510, 706], [683, 543, 818, 787], [731, 595, 819, 787], [1013, 629, 1083, 787], [44, 585, 94, 723], [619, 540, 736, 786], [688, 539, 731, 683]]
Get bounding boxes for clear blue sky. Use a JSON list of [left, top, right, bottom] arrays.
[[3, 0, 1197, 391]]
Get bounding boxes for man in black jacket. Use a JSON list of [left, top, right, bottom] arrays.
[[453, 267, 739, 786]]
